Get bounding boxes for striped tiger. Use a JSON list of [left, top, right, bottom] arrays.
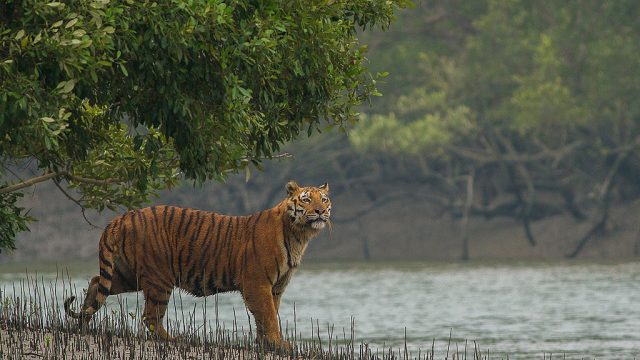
[[64, 181, 331, 350]]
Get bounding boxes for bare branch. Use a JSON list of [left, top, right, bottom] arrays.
[[0, 172, 61, 194], [0, 170, 123, 194], [52, 179, 103, 230], [447, 141, 584, 165]]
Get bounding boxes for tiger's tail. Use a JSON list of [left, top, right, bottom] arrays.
[[64, 227, 116, 321]]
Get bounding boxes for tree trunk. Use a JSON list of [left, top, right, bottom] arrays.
[[460, 171, 475, 261]]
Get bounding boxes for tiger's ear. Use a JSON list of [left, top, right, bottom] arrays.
[[286, 181, 300, 195], [319, 182, 329, 193]]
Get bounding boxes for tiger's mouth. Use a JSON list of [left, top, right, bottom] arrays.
[[309, 219, 326, 229], [306, 217, 328, 229]]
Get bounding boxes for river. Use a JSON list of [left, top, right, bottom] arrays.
[[1, 260, 638, 359]]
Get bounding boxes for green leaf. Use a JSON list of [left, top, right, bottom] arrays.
[[58, 79, 76, 94], [14, 30, 25, 41], [65, 18, 79, 28], [46, 2, 65, 8], [119, 63, 128, 77]]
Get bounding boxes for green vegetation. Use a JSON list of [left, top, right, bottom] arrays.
[[0, 0, 407, 251], [351, 0, 640, 257]]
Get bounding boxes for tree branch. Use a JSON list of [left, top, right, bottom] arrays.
[[52, 178, 103, 230], [0, 172, 61, 194], [447, 141, 583, 165], [0, 171, 122, 194]]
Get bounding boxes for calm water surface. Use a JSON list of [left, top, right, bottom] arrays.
[[1, 260, 639, 359]]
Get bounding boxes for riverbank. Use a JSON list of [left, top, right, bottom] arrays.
[[0, 305, 476, 360], [3, 178, 640, 264], [0, 325, 285, 360]]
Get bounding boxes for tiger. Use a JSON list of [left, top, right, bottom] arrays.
[[64, 180, 331, 351]]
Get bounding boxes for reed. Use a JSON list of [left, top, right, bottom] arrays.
[[0, 270, 490, 360]]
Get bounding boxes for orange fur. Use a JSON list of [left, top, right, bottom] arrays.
[[64, 181, 331, 350]]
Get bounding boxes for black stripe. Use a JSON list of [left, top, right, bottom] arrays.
[[119, 218, 130, 265], [220, 268, 227, 288], [167, 206, 176, 228], [206, 274, 218, 295], [114, 266, 137, 290], [219, 217, 233, 262], [126, 212, 138, 270], [98, 283, 110, 296], [186, 212, 205, 265], [241, 247, 249, 281], [100, 268, 112, 281], [140, 209, 148, 243], [176, 208, 188, 235], [185, 264, 197, 284], [224, 217, 238, 286], [265, 268, 274, 286], [192, 275, 204, 297], [275, 256, 281, 281], [283, 235, 293, 268], [210, 216, 227, 283], [99, 251, 112, 268], [197, 216, 216, 272], [251, 212, 263, 257], [149, 207, 160, 244], [103, 223, 115, 251], [162, 205, 169, 225], [182, 210, 196, 237], [130, 211, 139, 243], [177, 212, 196, 270]]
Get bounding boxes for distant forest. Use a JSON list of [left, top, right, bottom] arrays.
[[181, 0, 640, 259]]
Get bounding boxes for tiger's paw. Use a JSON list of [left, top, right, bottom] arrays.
[[258, 336, 293, 354]]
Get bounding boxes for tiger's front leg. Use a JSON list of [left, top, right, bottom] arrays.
[[272, 271, 293, 315], [242, 284, 292, 352]]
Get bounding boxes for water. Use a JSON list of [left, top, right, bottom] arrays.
[[1, 260, 639, 359]]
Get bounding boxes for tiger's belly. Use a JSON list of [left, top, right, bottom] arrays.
[[178, 275, 237, 298]]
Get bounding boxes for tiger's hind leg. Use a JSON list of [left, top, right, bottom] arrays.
[[65, 264, 139, 326], [142, 285, 173, 340], [77, 275, 100, 326]]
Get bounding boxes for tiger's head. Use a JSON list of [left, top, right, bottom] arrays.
[[286, 181, 331, 230]]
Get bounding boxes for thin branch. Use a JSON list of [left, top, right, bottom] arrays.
[[65, 173, 121, 186], [0, 171, 122, 194], [1, 163, 25, 183], [0, 172, 61, 194], [52, 178, 103, 230], [447, 141, 583, 165]]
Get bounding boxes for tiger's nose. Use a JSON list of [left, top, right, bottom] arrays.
[[315, 208, 323, 214]]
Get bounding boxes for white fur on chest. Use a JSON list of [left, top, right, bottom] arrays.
[[279, 238, 309, 272]]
